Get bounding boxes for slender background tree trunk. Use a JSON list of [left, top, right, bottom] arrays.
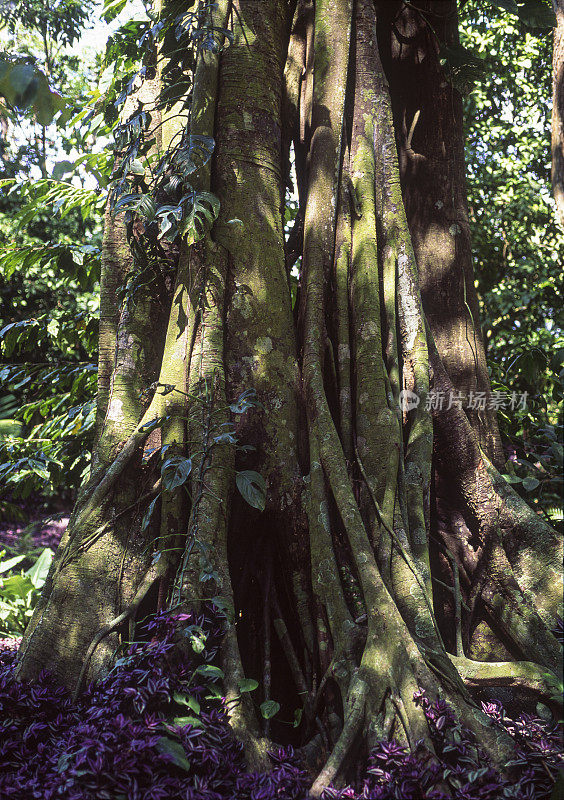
[[553, 0, 564, 226]]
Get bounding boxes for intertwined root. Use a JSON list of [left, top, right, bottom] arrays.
[[308, 629, 520, 798]]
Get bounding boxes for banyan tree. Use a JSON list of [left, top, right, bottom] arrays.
[[15, 0, 562, 794]]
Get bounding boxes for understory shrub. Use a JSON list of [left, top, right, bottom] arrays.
[[0, 610, 561, 799], [0, 546, 54, 637]]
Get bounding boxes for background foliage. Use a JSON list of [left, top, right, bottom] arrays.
[[460, 0, 563, 526], [0, 0, 106, 515]]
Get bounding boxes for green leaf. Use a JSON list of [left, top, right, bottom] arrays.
[[235, 470, 266, 512], [522, 476, 540, 491], [155, 737, 191, 772], [502, 473, 522, 484], [0, 419, 22, 438], [0, 574, 34, 599], [439, 44, 488, 96], [9, 64, 35, 96], [185, 697, 201, 715], [33, 82, 64, 126], [25, 548, 53, 589], [486, 0, 518, 12], [52, 161, 75, 180], [0, 554, 26, 574], [186, 626, 206, 654], [141, 495, 159, 531], [128, 159, 146, 176], [173, 135, 215, 177], [102, 0, 128, 21], [161, 456, 192, 491], [229, 389, 259, 414], [179, 191, 220, 246], [173, 691, 200, 714], [238, 678, 259, 693], [517, 0, 557, 28], [260, 700, 280, 719], [172, 715, 203, 728], [293, 708, 303, 727], [211, 595, 235, 622], [195, 664, 224, 680], [138, 195, 156, 221]]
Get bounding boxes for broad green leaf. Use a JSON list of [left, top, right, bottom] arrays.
[[211, 595, 235, 622], [53, 161, 75, 180], [522, 477, 540, 491], [0, 574, 34, 599], [502, 473, 522, 484], [173, 135, 215, 177], [0, 554, 26, 574], [235, 470, 266, 512], [138, 195, 156, 221], [9, 64, 35, 96], [195, 664, 224, 679], [186, 626, 206, 654], [161, 456, 192, 491], [517, 0, 557, 28], [239, 678, 259, 693], [440, 44, 488, 96], [172, 715, 203, 728], [486, 0, 518, 12], [260, 700, 280, 720], [25, 548, 53, 589], [128, 159, 145, 176], [0, 419, 22, 438], [179, 191, 220, 246], [102, 0, 128, 21], [34, 84, 63, 126], [173, 692, 200, 714], [155, 737, 191, 772]]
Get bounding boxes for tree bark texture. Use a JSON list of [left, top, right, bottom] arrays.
[[553, 0, 564, 227]]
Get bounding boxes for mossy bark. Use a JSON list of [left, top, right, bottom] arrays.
[[379, 0, 504, 467], [553, 0, 564, 228]]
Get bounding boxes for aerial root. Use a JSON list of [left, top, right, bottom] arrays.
[[309, 674, 368, 798], [308, 669, 437, 798], [449, 653, 562, 711]]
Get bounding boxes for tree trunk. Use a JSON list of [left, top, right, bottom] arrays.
[[554, 0, 564, 227], [16, 0, 562, 793]]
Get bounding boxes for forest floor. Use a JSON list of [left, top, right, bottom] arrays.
[[0, 509, 67, 551]]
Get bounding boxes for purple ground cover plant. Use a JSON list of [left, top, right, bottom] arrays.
[[0, 610, 561, 800]]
